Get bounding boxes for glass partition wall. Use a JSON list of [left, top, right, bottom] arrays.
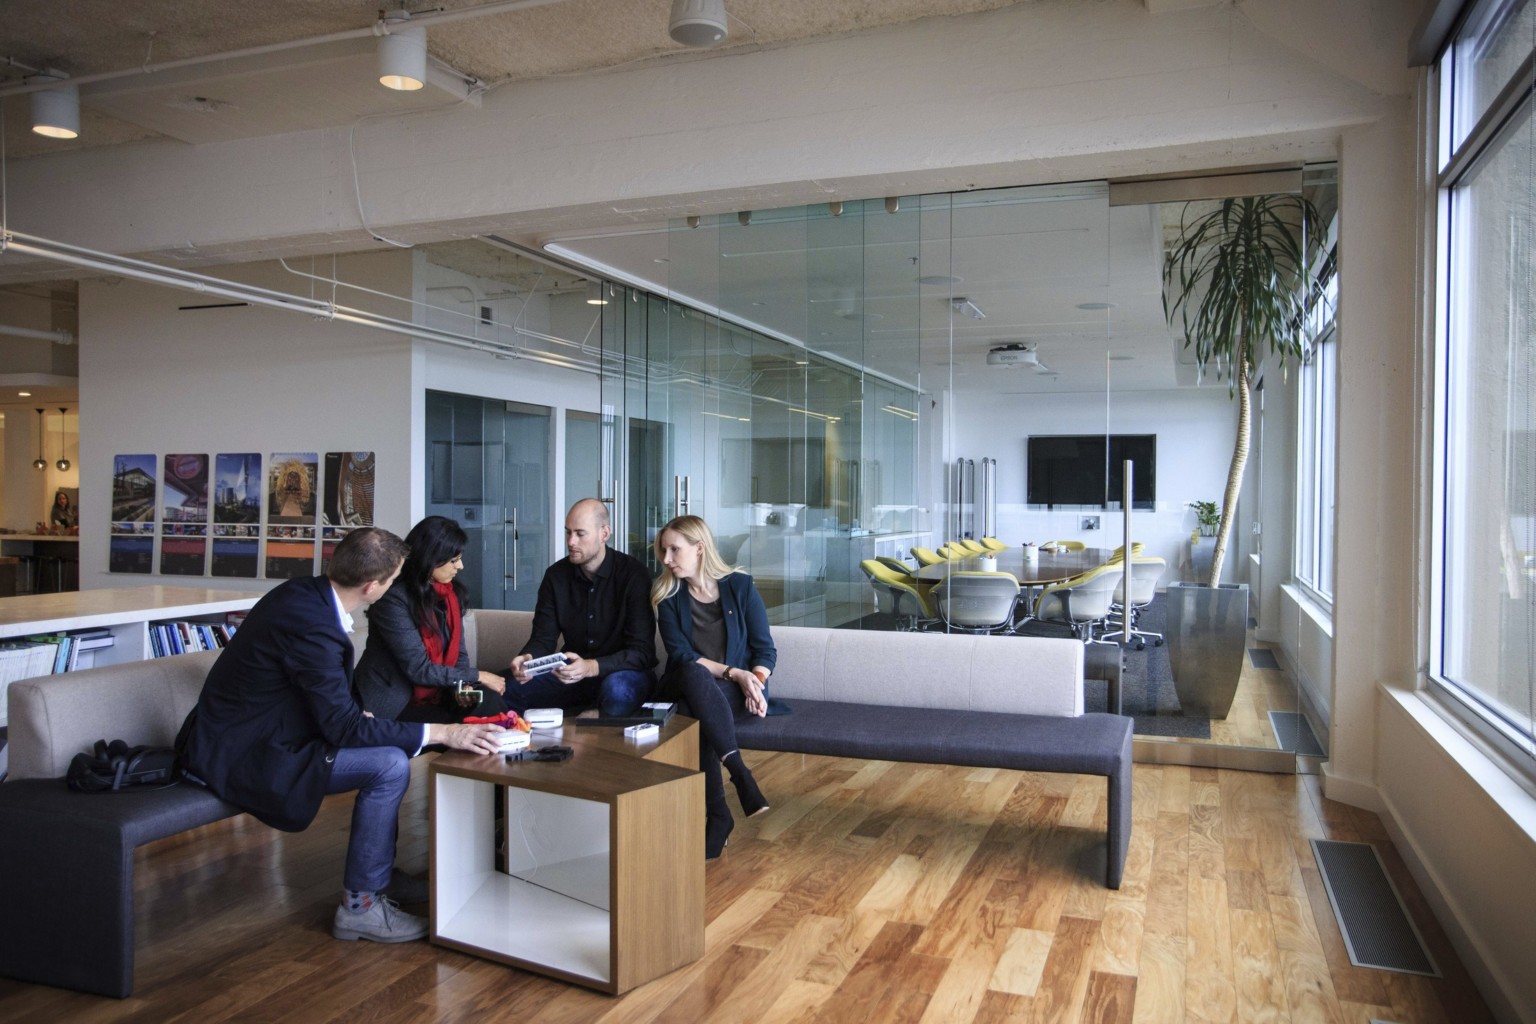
[[527, 169, 1337, 766]]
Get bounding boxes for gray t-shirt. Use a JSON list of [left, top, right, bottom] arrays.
[[690, 595, 727, 664]]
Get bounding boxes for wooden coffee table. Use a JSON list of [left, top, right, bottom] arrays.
[[429, 717, 703, 994]]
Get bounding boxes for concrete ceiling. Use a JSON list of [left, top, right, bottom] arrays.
[[0, 0, 1036, 160]]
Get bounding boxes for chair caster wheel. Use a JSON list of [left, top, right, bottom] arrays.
[[1154, 638, 1164, 647], [1134, 641, 1145, 651]]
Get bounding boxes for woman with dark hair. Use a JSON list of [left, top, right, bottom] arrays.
[[652, 514, 775, 859], [355, 516, 508, 722]]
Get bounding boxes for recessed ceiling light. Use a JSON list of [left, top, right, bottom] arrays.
[[18, 391, 32, 397], [918, 275, 963, 286], [835, 310, 885, 321], [1109, 354, 1135, 361], [1076, 301, 1116, 310], [653, 257, 670, 264]]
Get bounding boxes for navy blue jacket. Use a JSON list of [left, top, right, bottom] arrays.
[[177, 575, 421, 832], [656, 572, 777, 681]]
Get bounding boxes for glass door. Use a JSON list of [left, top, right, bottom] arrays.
[[425, 390, 552, 612]]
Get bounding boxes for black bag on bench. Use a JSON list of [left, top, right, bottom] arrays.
[[67, 739, 181, 792]]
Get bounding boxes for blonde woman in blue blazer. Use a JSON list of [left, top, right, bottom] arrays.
[[652, 515, 777, 859]]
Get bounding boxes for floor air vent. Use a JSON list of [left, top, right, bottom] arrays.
[[1310, 840, 1438, 976], [1248, 647, 1280, 670], [1269, 711, 1326, 756]]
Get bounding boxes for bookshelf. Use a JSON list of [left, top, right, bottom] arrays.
[[0, 586, 259, 727]]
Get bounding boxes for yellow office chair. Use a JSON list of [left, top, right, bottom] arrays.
[[861, 559, 938, 630], [955, 538, 988, 554], [935, 543, 958, 559], [1046, 539, 1087, 551], [1105, 542, 1146, 562], [931, 571, 1021, 634], [911, 546, 946, 567], [979, 537, 1009, 552], [875, 555, 916, 577], [1034, 562, 1123, 643]]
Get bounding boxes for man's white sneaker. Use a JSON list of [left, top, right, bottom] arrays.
[[332, 894, 427, 943]]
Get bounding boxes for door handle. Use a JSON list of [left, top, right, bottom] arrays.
[[504, 508, 518, 590], [673, 475, 682, 518], [681, 475, 692, 515]]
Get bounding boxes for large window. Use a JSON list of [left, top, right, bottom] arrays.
[[1295, 212, 1339, 606], [1432, 0, 1535, 765]]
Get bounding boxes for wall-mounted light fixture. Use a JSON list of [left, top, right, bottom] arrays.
[[32, 409, 48, 470], [378, 12, 427, 91], [29, 72, 80, 139], [55, 407, 71, 471]]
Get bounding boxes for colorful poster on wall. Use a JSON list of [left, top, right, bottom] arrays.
[[159, 453, 209, 576], [109, 453, 157, 573], [268, 452, 318, 524], [266, 451, 318, 578], [323, 451, 376, 527], [211, 452, 262, 578]]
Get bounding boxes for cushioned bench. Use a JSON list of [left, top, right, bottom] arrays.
[[471, 611, 1132, 890], [0, 651, 235, 998]]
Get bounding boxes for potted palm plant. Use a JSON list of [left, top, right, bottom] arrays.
[[1161, 192, 1327, 718]]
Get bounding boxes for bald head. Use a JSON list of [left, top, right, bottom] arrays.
[[565, 498, 612, 573]]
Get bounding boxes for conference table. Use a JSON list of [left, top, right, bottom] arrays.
[[914, 546, 1114, 586]]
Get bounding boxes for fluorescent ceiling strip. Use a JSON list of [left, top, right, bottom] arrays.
[[1, 231, 598, 374]]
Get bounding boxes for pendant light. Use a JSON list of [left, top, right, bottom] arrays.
[[55, 407, 71, 471], [378, 11, 427, 91], [32, 408, 47, 470]]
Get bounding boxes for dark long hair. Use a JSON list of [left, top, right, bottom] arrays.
[[400, 516, 469, 628]]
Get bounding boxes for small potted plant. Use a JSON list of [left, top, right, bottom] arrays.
[[1188, 500, 1220, 538]]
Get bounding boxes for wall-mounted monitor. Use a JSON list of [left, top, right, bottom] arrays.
[[1027, 434, 1156, 509]]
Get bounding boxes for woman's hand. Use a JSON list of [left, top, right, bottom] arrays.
[[478, 670, 506, 695], [729, 667, 768, 717]]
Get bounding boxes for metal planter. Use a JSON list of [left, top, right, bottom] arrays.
[[1166, 581, 1249, 720]]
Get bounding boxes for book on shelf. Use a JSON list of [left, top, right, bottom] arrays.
[[148, 620, 235, 658]]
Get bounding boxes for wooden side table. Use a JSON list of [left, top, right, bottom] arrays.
[[429, 718, 703, 994]]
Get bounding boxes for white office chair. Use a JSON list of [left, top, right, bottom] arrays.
[[1034, 563, 1122, 644], [1102, 556, 1166, 649], [932, 571, 1020, 634]]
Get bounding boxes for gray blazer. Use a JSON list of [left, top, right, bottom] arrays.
[[354, 583, 475, 720]]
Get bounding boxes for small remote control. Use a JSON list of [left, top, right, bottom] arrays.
[[523, 653, 569, 677]]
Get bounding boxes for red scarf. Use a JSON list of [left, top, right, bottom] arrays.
[[412, 582, 462, 705]]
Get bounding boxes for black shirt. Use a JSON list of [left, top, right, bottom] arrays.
[[519, 547, 658, 678], [689, 596, 727, 664]]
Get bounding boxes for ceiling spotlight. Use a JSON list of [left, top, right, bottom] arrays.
[[738, 210, 752, 227], [378, 13, 427, 91], [686, 215, 701, 229], [669, 0, 729, 47], [55, 407, 71, 471], [828, 201, 844, 217], [885, 197, 901, 214], [951, 297, 986, 320], [29, 72, 80, 139], [32, 408, 48, 470]]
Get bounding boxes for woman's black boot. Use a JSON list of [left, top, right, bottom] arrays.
[[722, 750, 769, 817]]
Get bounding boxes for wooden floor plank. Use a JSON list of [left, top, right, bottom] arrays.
[[0, 756, 1497, 1024]]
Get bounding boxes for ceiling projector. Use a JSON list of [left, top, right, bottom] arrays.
[[986, 343, 1039, 367]]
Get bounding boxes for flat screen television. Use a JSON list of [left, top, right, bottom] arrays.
[[1027, 434, 1156, 509]]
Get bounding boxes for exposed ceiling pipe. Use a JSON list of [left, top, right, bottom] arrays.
[[1, 230, 599, 375], [0, 323, 74, 345], [0, 0, 575, 98]]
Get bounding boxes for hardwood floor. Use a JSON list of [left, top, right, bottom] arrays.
[[0, 755, 1494, 1023]]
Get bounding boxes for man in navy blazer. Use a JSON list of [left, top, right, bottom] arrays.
[[178, 527, 504, 943]]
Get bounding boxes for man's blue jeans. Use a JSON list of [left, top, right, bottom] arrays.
[[325, 745, 411, 894], [504, 668, 656, 717]]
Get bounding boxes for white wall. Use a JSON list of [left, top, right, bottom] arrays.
[[78, 252, 417, 590], [946, 387, 1236, 576]]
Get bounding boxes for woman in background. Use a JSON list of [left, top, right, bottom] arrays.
[[356, 516, 508, 722], [50, 489, 77, 529], [652, 515, 775, 858]]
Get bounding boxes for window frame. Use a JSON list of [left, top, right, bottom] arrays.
[[1425, 0, 1536, 773]]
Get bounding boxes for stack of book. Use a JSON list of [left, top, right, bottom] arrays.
[[0, 628, 117, 722]]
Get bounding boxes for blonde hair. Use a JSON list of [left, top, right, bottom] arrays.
[[650, 515, 738, 608]]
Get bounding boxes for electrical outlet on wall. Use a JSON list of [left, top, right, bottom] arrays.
[[463, 507, 477, 521], [1081, 516, 1100, 530]]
